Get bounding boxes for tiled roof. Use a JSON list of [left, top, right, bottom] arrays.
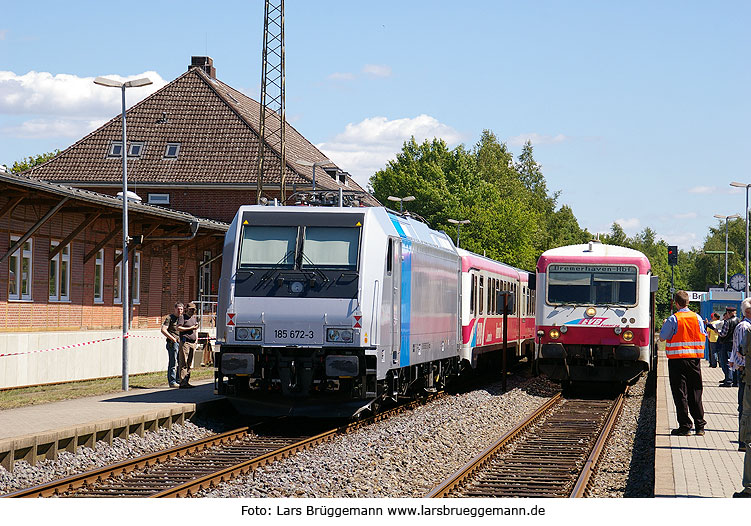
[[25, 66, 374, 201]]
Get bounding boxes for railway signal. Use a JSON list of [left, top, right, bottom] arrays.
[[668, 246, 678, 266]]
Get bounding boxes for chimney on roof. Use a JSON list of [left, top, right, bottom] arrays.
[[189, 56, 216, 78]]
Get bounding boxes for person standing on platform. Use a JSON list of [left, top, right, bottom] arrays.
[[705, 312, 722, 367], [718, 306, 740, 387], [659, 290, 707, 436], [730, 298, 751, 453], [160, 302, 183, 388], [177, 302, 199, 389], [733, 301, 751, 497]]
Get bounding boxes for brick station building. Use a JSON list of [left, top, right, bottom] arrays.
[[1, 56, 376, 388]]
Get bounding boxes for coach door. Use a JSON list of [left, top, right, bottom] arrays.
[[382, 237, 401, 366]]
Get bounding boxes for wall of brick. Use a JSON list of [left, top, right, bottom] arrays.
[[0, 196, 224, 333]]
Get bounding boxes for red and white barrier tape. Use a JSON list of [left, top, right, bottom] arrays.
[[0, 332, 216, 358]]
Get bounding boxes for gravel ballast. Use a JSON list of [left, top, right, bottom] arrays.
[[199, 376, 559, 498], [0, 422, 215, 495]]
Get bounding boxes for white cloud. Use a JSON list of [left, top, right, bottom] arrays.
[[657, 231, 701, 250], [0, 70, 167, 118], [327, 72, 355, 81], [508, 132, 567, 147], [1, 118, 107, 139], [615, 217, 640, 230], [688, 185, 716, 194], [317, 114, 462, 188], [362, 64, 392, 77], [673, 212, 698, 220]]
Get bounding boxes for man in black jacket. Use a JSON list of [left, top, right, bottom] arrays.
[[719, 306, 740, 387]]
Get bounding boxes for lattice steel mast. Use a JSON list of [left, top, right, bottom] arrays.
[[256, 0, 286, 204]]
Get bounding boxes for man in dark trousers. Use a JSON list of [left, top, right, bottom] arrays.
[[659, 290, 707, 436], [718, 306, 740, 386], [160, 302, 183, 388], [177, 302, 199, 388]]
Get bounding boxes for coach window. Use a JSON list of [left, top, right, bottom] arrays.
[[114, 250, 122, 304], [49, 240, 71, 302], [8, 236, 33, 301], [470, 274, 476, 315], [386, 239, 393, 275], [94, 249, 104, 303], [479, 276, 484, 315]]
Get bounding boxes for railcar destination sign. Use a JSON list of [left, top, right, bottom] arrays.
[[549, 265, 635, 273]]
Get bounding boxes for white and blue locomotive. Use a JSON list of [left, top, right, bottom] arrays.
[[215, 205, 530, 417]]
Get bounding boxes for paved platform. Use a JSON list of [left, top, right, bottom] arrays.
[[655, 350, 745, 497], [0, 379, 222, 471]]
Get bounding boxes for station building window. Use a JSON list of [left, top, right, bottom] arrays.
[[114, 250, 122, 304], [94, 249, 104, 303], [49, 241, 71, 302], [8, 236, 33, 301], [132, 251, 141, 304]]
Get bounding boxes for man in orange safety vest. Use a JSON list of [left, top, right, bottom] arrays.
[[659, 290, 707, 436]]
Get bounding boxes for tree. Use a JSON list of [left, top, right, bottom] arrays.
[[10, 150, 60, 173]]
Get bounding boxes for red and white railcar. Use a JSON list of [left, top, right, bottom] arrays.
[[457, 248, 536, 368], [535, 241, 657, 383]]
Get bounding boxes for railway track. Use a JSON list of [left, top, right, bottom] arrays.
[[4, 392, 446, 498], [428, 387, 626, 498]]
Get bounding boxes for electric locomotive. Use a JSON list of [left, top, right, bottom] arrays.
[[535, 241, 658, 383], [214, 205, 462, 417]]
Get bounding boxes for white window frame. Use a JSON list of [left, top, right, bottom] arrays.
[[114, 250, 122, 304], [128, 142, 145, 157], [164, 143, 181, 159], [94, 249, 104, 304], [8, 236, 33, 301], [147, 193, 170, 205], [108, 141, 123, 158], [49, 240, 71, 302], [132, 251, 141, 305]]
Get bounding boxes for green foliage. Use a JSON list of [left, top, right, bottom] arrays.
[[369, 132, 588, 270], [10, 150, 60, 173]]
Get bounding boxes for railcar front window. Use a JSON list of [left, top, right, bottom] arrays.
[[239, 226, 297, 269], [547, 265, 638, 306], [301, 227, 360, 269]]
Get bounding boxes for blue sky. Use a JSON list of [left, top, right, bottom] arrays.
[[2, 1, 750, 250]]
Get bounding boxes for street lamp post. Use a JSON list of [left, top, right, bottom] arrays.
[[296, 159, 330, 193], [730, 182, 751, 297], [94, 76, 152, 391], [386, 195, 416, 213], [714, 213, 741, 291], [447, 218, 470, 248]]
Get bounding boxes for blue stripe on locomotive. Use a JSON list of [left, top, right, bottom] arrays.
[[390, 218, 412, 368]]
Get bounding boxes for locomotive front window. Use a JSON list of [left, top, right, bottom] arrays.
[[301, 227, 360, 270], [238, 226, 297, 269], [547, 265, 638, 306]]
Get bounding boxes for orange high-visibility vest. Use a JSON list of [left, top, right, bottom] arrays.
[[666, 310, 705, 359]]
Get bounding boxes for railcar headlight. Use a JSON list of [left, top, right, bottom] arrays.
[[559, 325, 568, 333], [549, 328, 560, 339], [614, 327, 622, 335], [622, 330, 634, 342], [236, 327, 263, 341], [326, 328, 354, 343], [585, 307, 597, 317]]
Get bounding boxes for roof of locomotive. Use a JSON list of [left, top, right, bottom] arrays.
[[456, 248, 529, 281], [537, 242, 651, 274]]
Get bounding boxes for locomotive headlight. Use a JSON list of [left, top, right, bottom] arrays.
[[549, 328, 560, 339], [559, 325, 568, 333], [236, 327, 263, 341], [326, 328, 354, 343], [614, 327, 622, 335], [622, 330, 634, 342], [585, 307, 597, 317]]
